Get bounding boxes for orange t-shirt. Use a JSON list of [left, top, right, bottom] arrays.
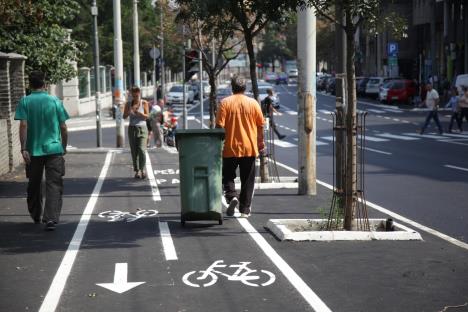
[[216, 94, 265, 158]]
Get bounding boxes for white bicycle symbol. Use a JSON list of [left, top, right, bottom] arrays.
[[182, 260, 275, 288], [98, 209, 158, 222]]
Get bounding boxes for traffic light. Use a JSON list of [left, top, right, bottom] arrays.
[[185, 49, 199, 82]]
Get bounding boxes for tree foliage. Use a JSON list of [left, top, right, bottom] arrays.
[[0, 0, 85, 83]]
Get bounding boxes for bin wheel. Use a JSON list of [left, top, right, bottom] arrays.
[[218, 219, 223, 225]]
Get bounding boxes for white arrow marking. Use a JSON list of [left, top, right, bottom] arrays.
[[96, 263, 145, 294]]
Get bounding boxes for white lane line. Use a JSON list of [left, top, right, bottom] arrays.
[[268, 140, 297, 148], [393, 118, 401, 122], [367, 109, 386, 114], [221, 198, 331, 312], [384, 108, 403, 114], [442, 133, 468, 138], [362, 135, 389, 142], [158, 222, 178, 261], [145, 152, 161, 201], [285, 110, 298, 115], [376, 133, 420, 141], [318, 109, 333, 115], [161, 145, 178, 154], [274, 160, 468, 252], [361, 146, 392, 155], [444, 165, 468, 172], [403, 133, 447, 140], [39, 151, 113, 312]]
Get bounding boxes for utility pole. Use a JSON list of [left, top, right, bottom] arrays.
[[465, 0, 468, 75], [297, 5, 317, 195], [113, 0, 125, 147], [133, 0, 140, 87], [91, 0, 102, 147], [198, 21, 204, 128], [159, 1, 165, 102], [334, 0, 346, 208], [182, 27, 188, 130]]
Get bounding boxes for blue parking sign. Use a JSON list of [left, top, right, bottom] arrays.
[[388, 42, 398, 57]]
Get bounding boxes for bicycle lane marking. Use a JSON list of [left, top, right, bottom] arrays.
[[221, 199, 332, 312], [39, 151, 114, 312]]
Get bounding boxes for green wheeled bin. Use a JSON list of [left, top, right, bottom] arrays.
[[175, 129, 225, 226]]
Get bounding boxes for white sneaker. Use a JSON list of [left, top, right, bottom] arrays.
[[240, 213, 251, 218], [226, 197, 239, 217]]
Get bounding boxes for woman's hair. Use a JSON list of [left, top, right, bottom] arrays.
[[131, 86, 141, 93]]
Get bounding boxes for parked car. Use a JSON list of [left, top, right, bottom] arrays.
[[455, 74, 468, 93], [246, 83, 280, 109], [288, 68, 298, 82], [378, 79, 417, 105], [166, 84, 195, 106], [356, 77, 369, 96], [317, 75, 331, 91], [276, 72, 288, 84], [216, 87, 232, 103], [326, 77, 336, 95], [264, 72, 278, 83], [365, 77, 401, 97]]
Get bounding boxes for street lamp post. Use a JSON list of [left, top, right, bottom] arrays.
[[159, 1, 165, 102], [113, 0, 125, 147], [91, 0, 102, 147], [133, 0, 141, 87]]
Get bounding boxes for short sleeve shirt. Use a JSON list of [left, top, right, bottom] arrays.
[[15, 91, 69, 156], [216, 94, 264, 158], [425, 89, 439, 110]]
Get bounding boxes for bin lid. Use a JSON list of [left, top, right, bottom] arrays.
[[175, 128, 225, 138]]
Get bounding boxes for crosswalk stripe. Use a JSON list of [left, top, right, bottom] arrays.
[[321, 135, 388, 142], [376, 133, 420, 141], [403, 133, 447, 140], [318, 109, 332, 114], [268, 140, 297, 148], [285, 110, 297, 115], [383, 108, 403, 113], [442, 133, 468, 139], [367, 109, 386, 113]]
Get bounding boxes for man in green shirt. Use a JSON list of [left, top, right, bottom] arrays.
[[14, 71, 69, 231]]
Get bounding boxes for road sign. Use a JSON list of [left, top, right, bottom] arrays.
[[96, 263, 145, 294], [388, 56, 398, 66], [388, 42, 398, 57], [149, 47, 160, 59]]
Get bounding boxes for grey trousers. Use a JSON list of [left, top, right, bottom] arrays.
[[26, 155, 65, 223]]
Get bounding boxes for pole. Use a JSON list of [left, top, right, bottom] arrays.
[[153, 43, 157, 105], [113, 0, 125, 147], [182, 26, 188, 130], [91, 0, 102, 147], [334, 0, 346, 207], [160, 1, 165, 102], [133, 0, 140, 87], [198, 21, 204, 128], [297, 5, 317, 195], [465, 0, 468, 74]]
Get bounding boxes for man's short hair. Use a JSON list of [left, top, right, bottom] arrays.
[[29, 71, 46, 89], [231, 75, 246, 93], [130, 86, 141, 93], [267, 88, 273, 95]]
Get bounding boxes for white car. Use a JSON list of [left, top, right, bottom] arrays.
[[365, 77, 385, 96], [246, 84, 280, 109], [166, 84, 194, 106], [288, 68, 298, 79]]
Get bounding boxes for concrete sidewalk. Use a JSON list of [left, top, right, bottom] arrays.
[[1, 148, 467, 312]]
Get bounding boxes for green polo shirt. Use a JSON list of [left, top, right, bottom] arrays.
[[14, 90, 69, 156]]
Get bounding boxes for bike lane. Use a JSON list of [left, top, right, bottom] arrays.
[[48, 148, 320, 311], [0, 152, 107, 311]]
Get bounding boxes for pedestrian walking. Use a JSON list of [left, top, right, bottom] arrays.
[[216, 76, 265, 218], [262, 88, 286, 140], [149, 99, 164, 147], [445, 87, 462, 133], [123, 86, 149, 179], [458, 86, 468, 132], [420, 83, 443, 134], [14, 71, 69, 231]]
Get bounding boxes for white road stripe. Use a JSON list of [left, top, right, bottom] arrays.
[[161, 145, 178, 154], [274, 160, 468, 252], [444, 165, 468, 172], [268, 140, 297, 148], [383, 108, 403, 113], [145, 152, 161, 201], [39, 151, 114, 312], [221, 197, 332, 312], [361, 146, 392, 155], [442, 133, 468, 138], [376, 133, 420, 141], [363, 135, 389, 142], [318, 109, 332, 115], [403, 133, 447, 140], [367, 109, 386, 114], [158, 222, 178, 261], [285, 110, 298, 115]]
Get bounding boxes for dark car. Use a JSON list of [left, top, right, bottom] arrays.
[[317, 76, 331, 91], [357, 77, 369, 96], [276, 72, 288, 84], [325, 77, 336, 95]]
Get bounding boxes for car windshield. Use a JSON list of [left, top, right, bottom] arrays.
[[382, 81, 393, 88], [170, 86, 183, 92], [369, 79, 381, 84], [391, 81, 405, 89]]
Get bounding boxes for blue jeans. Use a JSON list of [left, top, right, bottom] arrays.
[[421, 110, 443, 133]]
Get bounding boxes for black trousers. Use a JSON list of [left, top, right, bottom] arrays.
[[26, 155, 65, 223], [448, 112, 462, 132], [222, 157, 256, 213], [460, 108, 468, 131], [269, 116, 283, 138]]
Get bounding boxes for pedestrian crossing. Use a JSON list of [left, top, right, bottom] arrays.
[[269, 130, 468, 149]]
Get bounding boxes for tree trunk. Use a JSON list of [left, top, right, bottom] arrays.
[[344, 26, 357, 231], [208, 71, 217, 128], [244, 28, 268, 182]]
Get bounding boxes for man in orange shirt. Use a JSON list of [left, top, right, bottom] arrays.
[[216, 76, 265, 218]]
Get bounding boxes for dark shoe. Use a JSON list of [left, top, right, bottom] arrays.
[[34, 219, 41, 224], [278, 134, 286, 140], [226, 197, 238, 217], [140, 171, 146, 179], [45, 221, 56, 231], [134, 171, 141, 179]]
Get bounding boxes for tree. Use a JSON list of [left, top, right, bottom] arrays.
[[176, 0, 243, 127], [0, 0, 85, 83], [257, 21, 296, 71], [305, 0, 406, 230]]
